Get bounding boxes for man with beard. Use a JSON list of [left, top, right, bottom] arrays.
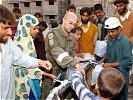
[[114, 0, 133, 44], [114, 0, 133, 89], [0, 5, 52, 99], [78, 7, 98, 55]]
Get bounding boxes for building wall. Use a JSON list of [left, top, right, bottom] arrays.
[[70, 0, 115, 19], [129, 0, 133, 11], [42, 0, 58, 23], [2, 0, 116, 23], [2, 0, 69, 23]]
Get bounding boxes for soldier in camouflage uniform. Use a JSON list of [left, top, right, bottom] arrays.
[[42, 12, 84, 99]]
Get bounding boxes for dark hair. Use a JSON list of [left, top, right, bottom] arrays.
[[94, 3, 103, 11], [51, 20, 59, 28], [114, 0, 129, 5], [90, 7, 95, 12], [13, 7, 21, 13], [71, 27, 82, 33], [34, 12, 42, 18], [38, 21, 48, 28], [80, 7, 92, 16], [66, 4, 76, 11], [97, 68, 125, 99], [0, 5, 15, 25]]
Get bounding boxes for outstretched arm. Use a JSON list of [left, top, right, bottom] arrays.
[[69, 71, 96, 100]]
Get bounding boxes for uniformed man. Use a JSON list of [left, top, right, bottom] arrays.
[[42, 12, 84, 99]]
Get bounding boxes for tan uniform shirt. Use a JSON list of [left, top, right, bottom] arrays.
[[45, 26, 77, 79]]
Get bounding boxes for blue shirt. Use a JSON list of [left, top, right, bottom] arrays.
[[105, 34, 132, 77], [105, 33, 132, 100]]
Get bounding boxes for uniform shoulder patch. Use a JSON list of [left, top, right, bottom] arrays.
[[48, 33, 54, 39], [48, 32, 54, 46]]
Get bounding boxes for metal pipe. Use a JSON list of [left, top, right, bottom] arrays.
[[46, 80, 70, 100], [46, 57, 98, 99]]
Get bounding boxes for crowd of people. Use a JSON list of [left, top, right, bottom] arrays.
[[0, 0, 133, 100]]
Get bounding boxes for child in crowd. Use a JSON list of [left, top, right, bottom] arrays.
[[51, 20, 59, 29], [11, 7, 21, 39], [69, 67, 125, 100], [72, 27, 84, 58], [34, 21, 48, 60]]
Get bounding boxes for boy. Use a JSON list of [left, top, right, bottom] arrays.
[[72, 27, 84, 58], [66, 4, 76, 13], [69, 67, 125, 100], [100, 17, 132, 100], [11, 7, 21, 39]]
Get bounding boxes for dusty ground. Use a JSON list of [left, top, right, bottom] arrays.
[[128, 85, 133, 100], [128, 74, 133, 100]]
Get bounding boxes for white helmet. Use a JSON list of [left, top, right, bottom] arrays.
[[104, 17, 122, 29]]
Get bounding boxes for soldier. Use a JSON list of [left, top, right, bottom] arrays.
[[44, 12, 83, 99]]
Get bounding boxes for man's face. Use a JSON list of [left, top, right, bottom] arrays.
[[63, 17, 77, 33], [115, 3, 128, 16], [39, 25, 46, 31], [13, 11, 21, 19], [0, 23, 12, 43], [36, 15, 43, 22], [89, 12, 95, 22], [95, 10, 104, 19], [107, 29, 119, 39], [81, 12, 89, 24]]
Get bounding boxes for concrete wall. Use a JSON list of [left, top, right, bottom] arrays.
[[2, 0, 116, 23]]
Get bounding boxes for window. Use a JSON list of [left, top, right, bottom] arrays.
[[13, 3, 19, 7], [49, 0, 54, 5], [24, 2, 30, 7], [68, 0, 70, 4], [36, 1, 42, 6], [49, 15, 55, 20]]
